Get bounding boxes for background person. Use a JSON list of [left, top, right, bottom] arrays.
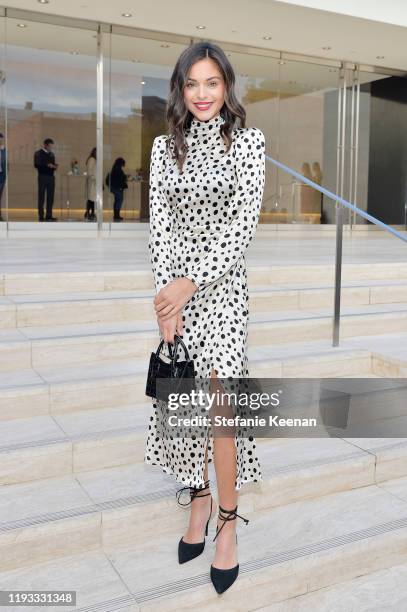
[[107, 157, 128, 221], [0, 132, 7, 221], [85, 147, 96, 221], [34, 138, 58, 221]]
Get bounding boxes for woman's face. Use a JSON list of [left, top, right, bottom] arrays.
[[184, 58, 225, 121]]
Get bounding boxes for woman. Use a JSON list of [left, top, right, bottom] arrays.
[[85, 147, 96, 221], [145, 41, 266, 594], [108, 157, 128, 221]]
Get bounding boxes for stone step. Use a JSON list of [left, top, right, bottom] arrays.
[[0, 340, 397, 421], [2, 473, 407, 609], [0, 435, 406, 569], [3, 364, 407, 485], [2, 279, 407, 329], [2, 350, 407, 486], [0, 404, 150, 485], [255, 560, 407, 611], [0, 303, 407, 372], [1, 261, 407, 296], [2, 551, 407, 612]]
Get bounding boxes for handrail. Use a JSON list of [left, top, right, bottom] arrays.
[[264, 154, 407, 347], [265, 154, 407, 243]]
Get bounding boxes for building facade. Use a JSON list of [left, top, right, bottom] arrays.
[[0, 6, 406, 228]]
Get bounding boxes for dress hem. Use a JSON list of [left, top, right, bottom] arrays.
[[144, 456, 262, 492]]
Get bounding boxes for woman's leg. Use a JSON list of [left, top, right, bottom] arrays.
[[210, 368, 238, 569], [182, 440, 214, 543], [84, 199, 91, 218], [113, 191, 120, 219], [182, 368, 238, 556], [114, 191, 124, 218], [115, 194, 124, 218]]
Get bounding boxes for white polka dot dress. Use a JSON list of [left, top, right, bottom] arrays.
[[144, 112, 266, 490]]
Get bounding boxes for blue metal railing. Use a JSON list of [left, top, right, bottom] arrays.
[[265, 155, 407, 243], [265, 154, 407, 346]]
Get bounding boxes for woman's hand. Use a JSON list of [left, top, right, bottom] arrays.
[[154, 277, 197, 322], [158, 308, 184, 344]]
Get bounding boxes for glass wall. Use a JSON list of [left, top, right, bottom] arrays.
[[0, 14, 6, 223], [272, 59, 341, 224], [4, 17, 97, 222], [0, 9, 405, 228], [356, 69, 405, 228], [103, 31, 188, 223]]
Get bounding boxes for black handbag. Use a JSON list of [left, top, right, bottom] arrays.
[[145, 334, 196, 402]]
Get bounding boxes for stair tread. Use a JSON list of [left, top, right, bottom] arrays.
[[2, 277, 407, 304], [0, 404, 152, 451], [0, 387, 406, 454], [4, 288, 154, 304], [1, 436, 406, 527], [254, 561, 407, 612], [0, 549, 136, 612], [0, 340, 375, 392], [98, 479, 407, 604], [0, 358, 149, 390], [1, 302, 407, 344], [3, 475, 407, 609]]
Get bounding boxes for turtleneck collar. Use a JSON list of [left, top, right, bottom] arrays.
[[189, 112, 225, 134]]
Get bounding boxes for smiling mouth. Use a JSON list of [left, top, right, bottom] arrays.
[[194, 102, 212, 109]]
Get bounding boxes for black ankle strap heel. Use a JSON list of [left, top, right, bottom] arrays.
[[210, 504, 249, 595], [213, 505, 249, 542], [176, 480, 214, 564], [176, 479, 211, 507]]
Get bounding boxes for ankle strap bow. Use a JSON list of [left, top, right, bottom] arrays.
[[176, 479, 211, 507], [213, 504, 249, 541]]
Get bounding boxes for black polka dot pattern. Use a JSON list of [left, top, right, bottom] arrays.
[[145, 113, 266, 491]]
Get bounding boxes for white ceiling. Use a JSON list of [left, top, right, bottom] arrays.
[[277, 0, 407, 28], [1, 0, 407, 71], [3, 15, 391, 99]]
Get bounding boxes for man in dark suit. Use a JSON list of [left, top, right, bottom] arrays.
[[0, 132, 6, 222], [34, 138, 58, 221]]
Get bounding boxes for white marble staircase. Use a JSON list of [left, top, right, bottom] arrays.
[[0, 262, 407, 611]]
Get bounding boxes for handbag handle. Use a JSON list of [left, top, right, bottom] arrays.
[[155, 335, 191, 378], [172, 335, 190, 362], [155, 338, 175, 360], [170, 335, 191, 382], [155, 334, 190, 365], [152, 335, 193, 397], [168, 335, 184, 371]]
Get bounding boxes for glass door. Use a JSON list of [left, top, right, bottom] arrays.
[[276, 58, 343, 224], [4, 17, 98, 223]]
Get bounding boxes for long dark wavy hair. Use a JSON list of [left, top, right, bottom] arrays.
[[166, 41, 246, 173], [111, 157, 126, 177]]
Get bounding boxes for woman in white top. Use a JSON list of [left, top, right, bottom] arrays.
[[85, 147, 96, 220]]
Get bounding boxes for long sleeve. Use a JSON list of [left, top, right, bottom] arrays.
[[184, 127, 265, 292], [148, 135, 176, 294], [33, 150, 43, 170]]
